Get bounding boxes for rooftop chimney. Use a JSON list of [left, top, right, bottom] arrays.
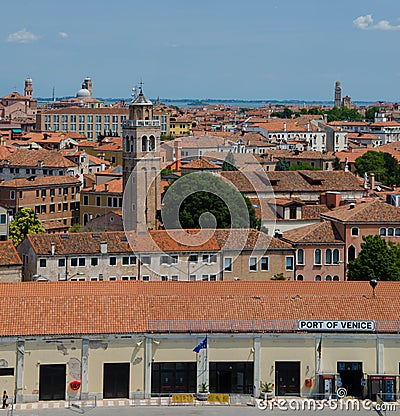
[[369, 173, 375, 190], [51, 242, 55, 256], [100, 241, 107, 254], [349, 202, 356, 209], [105, 183, 109, 192]]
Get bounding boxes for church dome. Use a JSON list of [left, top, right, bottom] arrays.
[[77, 88, 91, 98]]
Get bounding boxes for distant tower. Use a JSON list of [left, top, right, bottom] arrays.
[[24, 78, 33, 98], [81, 78, 93, 96], [122, 86, 161, 230], [334, 81, 342, 107]]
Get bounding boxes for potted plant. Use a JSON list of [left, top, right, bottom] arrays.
[[196, 382, 209, 401], [260, 382, 273, 400]]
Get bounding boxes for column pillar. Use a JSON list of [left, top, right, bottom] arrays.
[[80, 339, 89, 400], [253, 336, 261, 397], [377, 337, 384, 374], [15, 340, 24, 403], [196, 337, 209, 391], [144, 337, 152, 398]]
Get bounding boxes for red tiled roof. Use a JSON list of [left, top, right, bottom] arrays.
[[0, 241, 22, 266], [282, 221, 344, 244], [1, 281, 400, 336], [0, 176, 80, 188], [321, 200, 400, 223], [181, 157, 221, 170]]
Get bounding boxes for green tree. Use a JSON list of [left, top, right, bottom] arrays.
[[289, 161, 321, 171], [222, 151, 238, 171], [275, 158, 290, 171], [9, 208, 45, 247], [364, 106, 380, 122], [347, 235, 400, 281], [354, 151, 400, 186], [325, 106, 363, 123], [162, 172, 260, 229], [333, 157, 342, 171], [69, 223, 81, 233]]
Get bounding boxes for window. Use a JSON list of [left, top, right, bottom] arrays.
[[58, 258, 65, 267], [348, 245, 356, 262], [109, 257, 117, 266], [260, 257, 269, 271], [289, 206, 297, 219], [351, 227, 359, 236], [10, 191, 15, 200], [296, 275, 304, 281], [50, 188, 55, 197], [83, 196, 88, 205], [78, 258, 85, 266], [315, 275, 322, 281], [71, 258, 78, 267], [39, 259, 47, 268], [189, 274, 197, 281], [36, 190, 40, 198], [0, 368, 14, 376], [141, 256, 151, 265], [314, 249, 322, 265], [396, 228, 400, 237], [171, 275, 178, 281], [0, 214, 6, 225], [380, 228, 387, 236], [286, 256, 294, 271], [109, 276, 117, 281], [326, 275, 332, 281], [188, 254, 198, 263], [96, 196, 101, 207], [249, 257, 257, 271], [122, 256, 136, 265], [333, 275, 340, 281], [325, 249, 332, 264], [224, 257, 233, 272], [202, 254, 217, 263], [41, 189, 46, 198], [50, 204, 55, 213], [63, 187, 68, 195], [333, 249, 339, 264], [202, 274, 209, 281], [91, 257, 98, 266], [297, 249, 304, 265], [388, 228, 394, 236], [161, 275, 168, 281]]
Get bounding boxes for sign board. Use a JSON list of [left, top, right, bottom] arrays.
[[207, 394, 230, 403], [298, 320, 375, 332], [171, 394, 194, 403]]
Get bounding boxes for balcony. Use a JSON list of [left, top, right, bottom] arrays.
[[123, 120, 160, 128]]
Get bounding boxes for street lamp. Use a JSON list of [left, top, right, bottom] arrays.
[[369, 279, 378, 297]]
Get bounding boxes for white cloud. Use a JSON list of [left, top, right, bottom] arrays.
[[353, 14, 400, 30], [59, 32, 68, 39], [7, 28, 39, 43]]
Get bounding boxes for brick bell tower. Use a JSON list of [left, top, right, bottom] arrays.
[[122, 86, 161, 231]]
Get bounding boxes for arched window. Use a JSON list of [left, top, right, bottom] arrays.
[[141, 135, 148, 152], [388, 228, 394, 236], [315, 275, 322, 281], [348, 245, 356, 262], [325, 249, 332, 264], [297, 249, 304, 265], [380, 228, 387, 236], [83, 213, 89, 225], [149, 135, 156, 151], [333, 249, 339, 264], [326, 275, 332, 281], [333, 275, 340, 281], [351, 227, 359, 236], [314, 249, 322, 265], [396, 228, 400, 237], [296, 275, 304, 281]]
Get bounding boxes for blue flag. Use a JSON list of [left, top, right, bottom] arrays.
[[193, 336, 207, 353]]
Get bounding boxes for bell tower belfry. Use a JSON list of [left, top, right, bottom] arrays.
[[122, 87, 161, 230]]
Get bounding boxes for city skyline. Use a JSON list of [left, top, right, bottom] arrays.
[[2, 0, 400, 101]]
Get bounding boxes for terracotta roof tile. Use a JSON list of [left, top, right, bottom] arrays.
[[0, 241, 22, 266], [1, 281, 400, 336], [321, 200, 400, 223], [282, 221, 344, 244], [0, 176, 80, 188]]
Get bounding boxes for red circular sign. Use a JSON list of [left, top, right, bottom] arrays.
[[70, 380, 81, 391]]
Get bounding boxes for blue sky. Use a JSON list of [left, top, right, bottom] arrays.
[[1, 0, 400, 101]]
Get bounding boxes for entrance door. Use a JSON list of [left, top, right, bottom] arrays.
[[103, 363, 130, 398], [275, 361, 300, 396], [39, 364, 66, 401], [209, 362, 253, 394], [337, 362, 363, 398]]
